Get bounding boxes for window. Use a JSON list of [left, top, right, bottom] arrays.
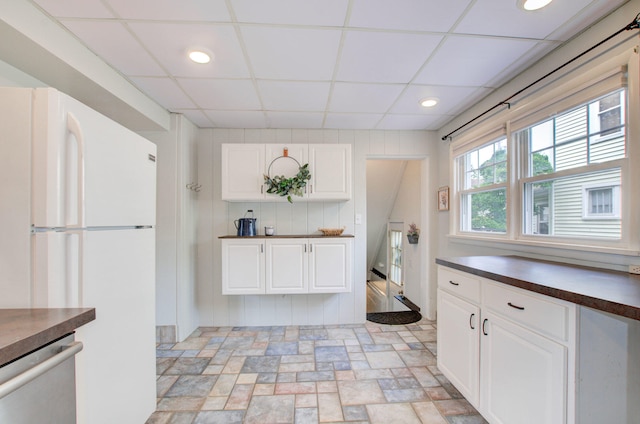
[[456, 137, 507, 234], [519, 89, 625, 239], [451, 63, 633, 252], [583, 183, 620, 219], [389, 230, 402, 286]]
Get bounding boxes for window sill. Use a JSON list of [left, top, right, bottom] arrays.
[[447, 233, 640, 265]]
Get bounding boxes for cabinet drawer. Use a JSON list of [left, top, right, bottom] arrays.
[[483, 281, 572, 342], [438, 266, 480, 303]]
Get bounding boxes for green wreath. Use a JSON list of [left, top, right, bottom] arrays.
[[264, 163, 311, 203]]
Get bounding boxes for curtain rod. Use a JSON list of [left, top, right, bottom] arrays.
[[441, 12, 640, 142]]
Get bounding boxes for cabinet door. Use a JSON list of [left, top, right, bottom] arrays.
[[221, 144, 265, 201], [308, 144, 351, 200], [266, 239, 308, 294], [265, 144, 308, 202], [481, 312, 567, 424], [308, 238, 352, 293], [221, 239, 265, 294], [437, 289, 481, 407]]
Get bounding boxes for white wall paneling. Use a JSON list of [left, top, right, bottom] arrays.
[[197, 129, 439, 326]]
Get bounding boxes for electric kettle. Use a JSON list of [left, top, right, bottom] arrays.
[[235, 210, 257, 236]]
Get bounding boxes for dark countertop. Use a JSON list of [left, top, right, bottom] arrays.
[[0, 308, 96, 366], [436, 256, 640, 321], [219, 234, 354, 239]]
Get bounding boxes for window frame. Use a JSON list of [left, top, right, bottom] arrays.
[[448, 51, 638, 255]]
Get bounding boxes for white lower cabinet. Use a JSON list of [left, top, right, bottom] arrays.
[[222, 238, 352, 295], [437, 266, 575, 424], [437, 289, 480, 406], [221, 239, 265, 295]]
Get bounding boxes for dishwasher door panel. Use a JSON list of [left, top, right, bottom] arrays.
[[0, 334, 77, 424]]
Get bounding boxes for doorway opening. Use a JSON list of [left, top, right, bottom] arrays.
[[365, 159, 423, 323]]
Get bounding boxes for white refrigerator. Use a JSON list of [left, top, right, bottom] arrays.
[[0, 87, 157, 424]]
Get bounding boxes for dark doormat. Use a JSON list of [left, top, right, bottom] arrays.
[[366, 310, 422, 325]]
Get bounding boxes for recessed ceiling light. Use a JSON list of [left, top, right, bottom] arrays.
[[188, 50, 212, 64], [420, 98, 439, 108], [518, 0, 552, 11]]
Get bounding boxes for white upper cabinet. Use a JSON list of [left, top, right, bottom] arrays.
[[308, 144, 351, 200], [221, 143, 351, 202], [221, 144, 265, 201]]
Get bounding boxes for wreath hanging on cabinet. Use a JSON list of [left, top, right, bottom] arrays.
[[263, 149, 311, 203]]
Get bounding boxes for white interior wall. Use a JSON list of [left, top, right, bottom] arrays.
[[197, 129, 439, 326]]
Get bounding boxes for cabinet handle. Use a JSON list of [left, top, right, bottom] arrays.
[[304, 244, 307, 253], [482, 318, 488, 336], [309, 243, 313, 252], [261, 244, 264, 253], [449, 280, 459, 286], [261, 186, 264, 194], [508, 302, 525, 311], [469, 313, 475, 330], [310, 184, 313, 194]]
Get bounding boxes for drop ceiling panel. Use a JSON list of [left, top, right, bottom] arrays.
[[258, 81, 330, 111], [206, 110, 267, 128], [106, 0, 231, 21], [129, 77, 196, 109], [414, 36, 540, 87], [337, 31, 443, 83], [455, 0, 595, 39], [178, 79, 261, 110], [330, 83, 405, 113], [128, 22, 249, 78], [266, 112, 325, 128], [241, 26, 342, 80], [392, 85, 491, 116], [31, 0, 114, 18], [349, 0, 472, 32], [231, 0, 349, 26], [377, 114, 444, 130], [61, 21, 165, 76], [324, 113, 384, 129]]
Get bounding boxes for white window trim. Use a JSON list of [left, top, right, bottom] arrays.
[[448, 47, 639, 256]]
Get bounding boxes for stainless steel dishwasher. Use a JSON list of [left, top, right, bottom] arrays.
[[0, 333, 82, 423]]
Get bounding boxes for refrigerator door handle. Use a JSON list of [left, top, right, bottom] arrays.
[[66, 112, 85, 229]]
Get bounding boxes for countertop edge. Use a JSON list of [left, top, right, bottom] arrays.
[[0, 308, 96, 366], [436, 256, 640, 321]]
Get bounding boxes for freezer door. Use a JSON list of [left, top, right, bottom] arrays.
[[32, 88, 157, 228]]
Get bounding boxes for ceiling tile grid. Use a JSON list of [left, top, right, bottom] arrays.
[[31, 0, 627, 130]]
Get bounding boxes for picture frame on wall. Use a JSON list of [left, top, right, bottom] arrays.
[[438, 186, 449, 211]]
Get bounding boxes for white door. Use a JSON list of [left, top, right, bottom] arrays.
[[266, 239, 308, 294], [75, 228, 156, 424], [437, 289, 480, 407], [481, 311, 567, 424], [221, 239, 265, 294], [309, 238, 352, 293], [308, 144, 351, 200], [221, 144, 265, 201], [386, 221, 405, 311]]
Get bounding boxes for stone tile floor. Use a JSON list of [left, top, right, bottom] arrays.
[[146, 317, 487, 423]]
